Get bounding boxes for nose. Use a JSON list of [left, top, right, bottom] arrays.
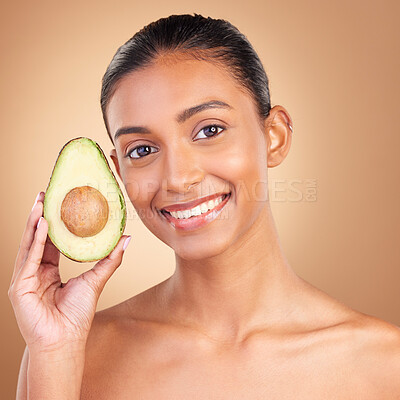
[[161, 142, 204, 195]]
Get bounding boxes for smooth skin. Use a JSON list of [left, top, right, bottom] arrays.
[[11, 54, 400, 399]]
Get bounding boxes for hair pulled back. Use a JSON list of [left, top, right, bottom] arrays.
[[101, 13, 271, 140]]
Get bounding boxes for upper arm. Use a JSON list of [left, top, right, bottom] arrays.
[[16, 345, 29, 400]]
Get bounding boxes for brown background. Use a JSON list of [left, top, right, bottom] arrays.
[[1, 0, 399, 397]]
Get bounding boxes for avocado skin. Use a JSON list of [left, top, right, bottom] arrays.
[[43, 137, 127, 262]]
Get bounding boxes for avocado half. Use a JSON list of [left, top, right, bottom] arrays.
[[44, 137, 127, 262]]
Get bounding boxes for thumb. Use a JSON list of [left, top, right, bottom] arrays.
[[81, 235, 131, 296]]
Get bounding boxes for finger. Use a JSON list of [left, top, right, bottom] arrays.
[[79, 235, 131, 296], [13, 217, 49, 284], [41, 235, 60, 268], [13, 192, 45, 283], [20, 192, 45, 263]]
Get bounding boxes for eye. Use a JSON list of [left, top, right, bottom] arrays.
[[194, 125, 224, 141], [126, 145, 159, 159]]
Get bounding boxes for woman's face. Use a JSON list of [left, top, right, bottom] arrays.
[[107, 55, 273, 260]]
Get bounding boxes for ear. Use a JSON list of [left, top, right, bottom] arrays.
[[110, 149, 123, 181], [264, 105, 293, 168]]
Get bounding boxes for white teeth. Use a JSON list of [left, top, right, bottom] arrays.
[[206, 199, 216, 209], [192, 206, 202, 216], [182, 210, 191, 219], [200, 203, 208, 213], [167, 194, 227, 220]]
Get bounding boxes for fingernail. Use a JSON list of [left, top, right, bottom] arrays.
[[37, 217, 42, 229], [122, 236, 131, 251], [31, 192, 41, 211]]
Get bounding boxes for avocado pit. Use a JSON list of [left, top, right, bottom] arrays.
[[61, 186, 109, 237]]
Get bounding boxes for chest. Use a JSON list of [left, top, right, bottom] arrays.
[[82, 340, 374, 400]]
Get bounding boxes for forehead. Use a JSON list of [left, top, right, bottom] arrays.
[[106, 55, 256, 130]]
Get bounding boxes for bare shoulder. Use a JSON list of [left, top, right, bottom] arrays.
[[345, 312, 400, 397], [85, 283, 162, 350], [298, 281, 400, 397], [82, 298, 133, 378], [351, 312, 400, 356], [81, 284, 163, 399]]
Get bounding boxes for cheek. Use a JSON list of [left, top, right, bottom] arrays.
[[216, 133, 268, 203], [122, 171, 160, 219]]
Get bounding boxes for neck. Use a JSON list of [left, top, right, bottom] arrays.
[[158, 203, 305, 343]]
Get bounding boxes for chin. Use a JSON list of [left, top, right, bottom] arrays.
[[170, 233, 234, 261]]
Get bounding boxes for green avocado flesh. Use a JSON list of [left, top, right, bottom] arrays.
[[44, 137, 127, 262]]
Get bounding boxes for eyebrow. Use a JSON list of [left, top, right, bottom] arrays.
[[114, 100, 232, 141]]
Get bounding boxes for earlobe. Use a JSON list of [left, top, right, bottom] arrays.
[[265, 105, 293, 168], [110, 149, 123, 181]]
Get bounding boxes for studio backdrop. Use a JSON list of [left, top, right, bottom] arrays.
[[1, 0, 399, 398]]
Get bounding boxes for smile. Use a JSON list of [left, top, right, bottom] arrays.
[[159, 192, 231, 231]]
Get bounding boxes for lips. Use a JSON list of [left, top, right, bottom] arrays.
[[159, 192, 231, 231], [160, 192, 230, 213]]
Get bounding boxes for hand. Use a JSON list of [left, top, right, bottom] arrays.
[[8, 192, 131, 353]]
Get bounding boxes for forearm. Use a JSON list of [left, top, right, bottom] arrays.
[[27, 345, 86, 400]]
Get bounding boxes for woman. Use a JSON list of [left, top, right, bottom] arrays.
[[9, 14, 400, 399]]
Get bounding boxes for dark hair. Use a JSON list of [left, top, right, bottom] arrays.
[[101, 13, 271, 141]]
